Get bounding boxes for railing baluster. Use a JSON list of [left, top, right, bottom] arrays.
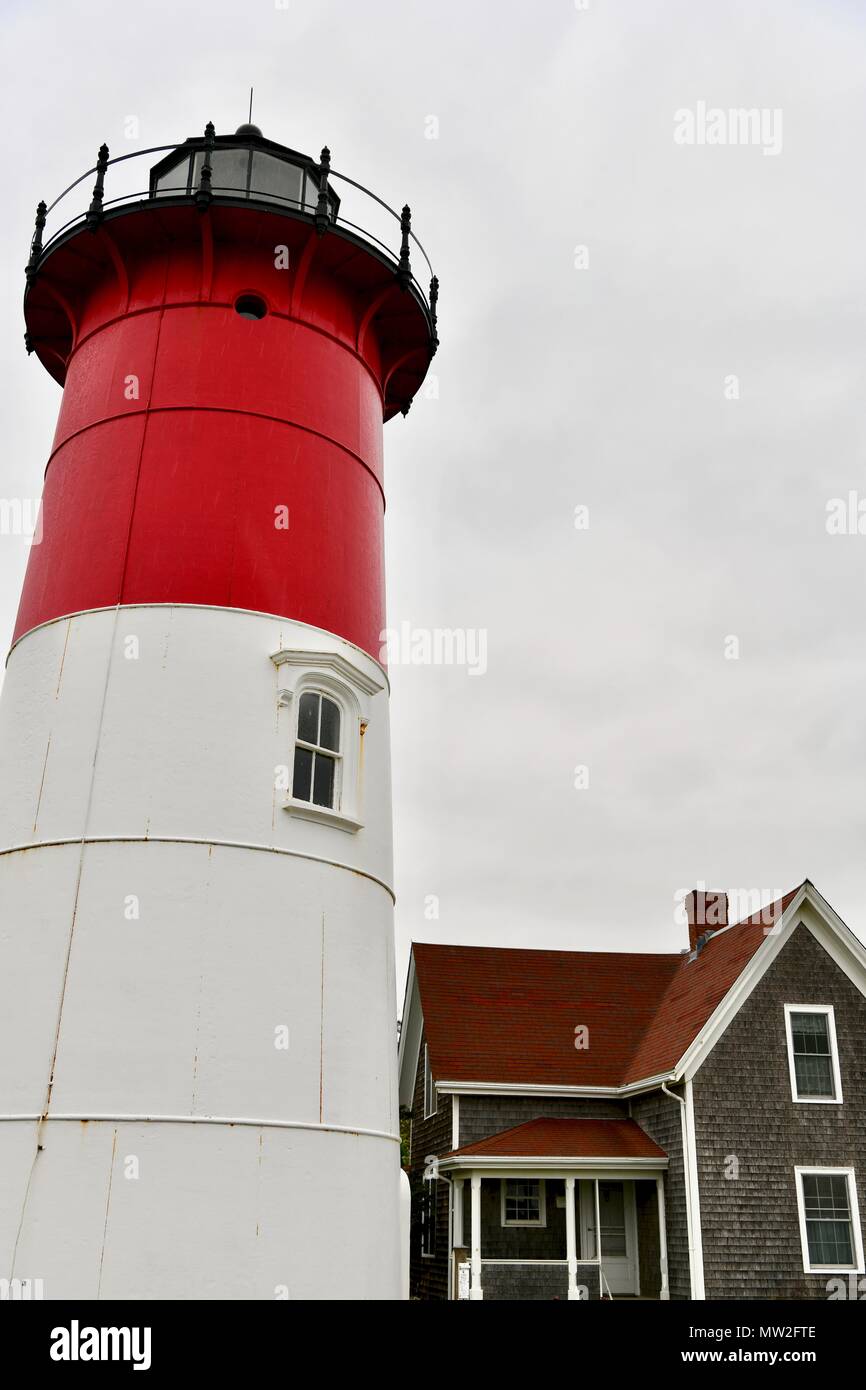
[[25, 200, 47, 286], [429, 275, 439, 354], [86, 144, 109, 231], [397, 205, 413, 291], [315, 146, 332, 235], [195, 122, 215, 211]]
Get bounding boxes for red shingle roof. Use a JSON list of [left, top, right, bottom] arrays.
[[413, 886, 801, 1089], [449, 1117, 667, 1161]]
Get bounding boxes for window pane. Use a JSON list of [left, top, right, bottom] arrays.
[[319, 697, 341, 752], [312, 753, 336, 808], [154, 155, 192, 195], [251, 152, 303, 207], [304, 172, 320, 211], [199, 147, 251, 194], [803, 1174, 854, 1266], [297, 692, 320, 745], [795, 1053, 834, 1097], [792, 1013, 834, 1096], [505, 1179, 540, 1223], [292, 745, 313, 802], [792, 1013, 830, 1055]]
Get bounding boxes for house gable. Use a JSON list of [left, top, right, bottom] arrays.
[[691, 920, 866, 1298], [677, 882, 866, 1084]]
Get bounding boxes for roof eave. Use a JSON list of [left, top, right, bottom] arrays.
[[439, 1154, 669, 1173], [397, 950, 423, 1110], [433, 1071, 679, 1100]]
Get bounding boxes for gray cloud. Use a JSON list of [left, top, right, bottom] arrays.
[[2, 0, 865, 994]]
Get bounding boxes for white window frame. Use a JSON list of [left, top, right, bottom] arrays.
[[423, 1045, 437, 1119], [794, 1166, 864, 1275], [500, 1178, 547, 1229], [784, 1004, 843, 1105], [292, 687, 344, 814], [271, 648, 383, 834]]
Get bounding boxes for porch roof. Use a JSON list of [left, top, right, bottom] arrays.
[[444, 1117, 667, 1163]]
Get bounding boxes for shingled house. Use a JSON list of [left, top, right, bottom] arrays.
[[398, 881, 866, 1300]]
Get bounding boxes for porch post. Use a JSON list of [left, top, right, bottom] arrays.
[[565, 1175, 579, 1300], [656, 1175, 670, 1301], [594, 1178, 604, 1298], [470, 1174, 483, 1300], [453, 1177, 464, 1247]]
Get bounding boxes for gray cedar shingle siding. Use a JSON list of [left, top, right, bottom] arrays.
[[635, 1178, 662, 1297], [408, 1029, 453, 1300], [692, 922, 866, 1299], [481, 1264, 602, 1300], [458, 1094, 629, 1148], [629, 1088, 691, 1300], [477, 1177, 566, 1259]]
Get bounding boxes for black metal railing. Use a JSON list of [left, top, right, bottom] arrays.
[[25, 127, 439, 340]]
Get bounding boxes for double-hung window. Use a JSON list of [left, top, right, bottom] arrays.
[[501, 1179, 546, 1227], [292, 690, 341, 810], [795, 1168, 864, 1274], [784, 1005, 842, 1103]]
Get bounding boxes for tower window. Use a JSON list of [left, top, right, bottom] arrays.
[[234, 294, 268, 320], [293, 691, 341, 810]]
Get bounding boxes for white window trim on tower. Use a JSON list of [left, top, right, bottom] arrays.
[[784, 1004, 843, 1105], [270, 647, 384, 834]]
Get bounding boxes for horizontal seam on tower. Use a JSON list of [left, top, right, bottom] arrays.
[[0, 1114, 399, 1142], [63, 300, 387, 411], [42, 405, 387, 507], [6, 604, 391, 689], [0, 836, 395, 901]]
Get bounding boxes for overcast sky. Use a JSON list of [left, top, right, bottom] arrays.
[[2, 0, 865, 992]]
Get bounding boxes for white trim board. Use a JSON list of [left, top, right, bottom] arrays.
[[397, 956, 423, 1111]]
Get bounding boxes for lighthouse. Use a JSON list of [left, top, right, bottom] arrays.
[[0, 124, 438, 1299]]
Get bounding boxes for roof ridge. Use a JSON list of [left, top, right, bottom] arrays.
[[412, 940, 684, 964]]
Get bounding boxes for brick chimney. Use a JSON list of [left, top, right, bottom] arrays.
[[685, 889, 728, 952]]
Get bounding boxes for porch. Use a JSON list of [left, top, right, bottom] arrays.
[[439, 1118, 670, 1301]]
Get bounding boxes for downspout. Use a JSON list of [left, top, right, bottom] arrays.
[[661, 1081, 705, 1300]]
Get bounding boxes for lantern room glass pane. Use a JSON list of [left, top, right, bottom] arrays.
[[251, 152, 304, 207], [211, 147, 251, 193], [153, 154, 192, 195], [304, 172, 320, 211], [191, 147, 251, 195]]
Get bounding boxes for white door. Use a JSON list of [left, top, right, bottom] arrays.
[[579, 1180, 638, 1296]]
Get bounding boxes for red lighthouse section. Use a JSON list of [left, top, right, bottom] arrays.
[[19, 130, 438, 659]]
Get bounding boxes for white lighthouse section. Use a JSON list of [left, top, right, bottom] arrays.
[[0, 605, 401, 1300]]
